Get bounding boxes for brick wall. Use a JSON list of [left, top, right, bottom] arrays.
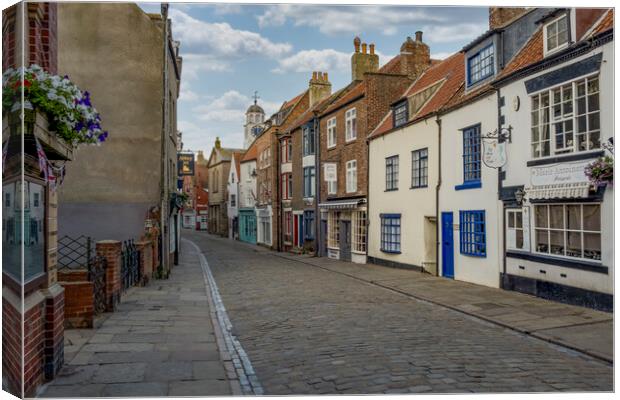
[[96, 240, 121, 311], [23, 296, 46, 397], [365, 72, 412, 135], [136, 240, 153, 284], [57, 270, 93, 328], [43, 286, 64, 379], [2, 294, 22, 398], [489, 7, 528, 30]]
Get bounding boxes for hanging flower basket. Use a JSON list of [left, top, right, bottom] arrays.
[[2, 64, 108, 146], [585, 155, 613, 188]]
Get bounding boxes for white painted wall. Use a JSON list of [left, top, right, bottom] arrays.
[[227, 154, 239, 239], [438, 92, 503, 288], [499, 41, 614, 294], [368, 116, 438, 273], [239, 160, 257, 209]]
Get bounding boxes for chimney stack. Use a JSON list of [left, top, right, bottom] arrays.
[[309, 70, 332, 107], [489, 7, 528, 30], [351, 36, 379, 81], [215, 136, 221, 149], [399, 33, 430, 80]]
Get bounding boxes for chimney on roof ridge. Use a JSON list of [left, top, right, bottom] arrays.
[[369, 44, 375, 55], [309, 70, 332, 107], [351, 36, 379, 81], [399, 33, 430, 80], [215, 136, 221, 149]]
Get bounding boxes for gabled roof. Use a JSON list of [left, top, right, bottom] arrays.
[[369, 52, 465, 140], [282, 91, 305, 110], [285, 87, 348, 134], [241, 141, 258, 163], [495, 8, 613, 83], [232, 151, 243, 177]]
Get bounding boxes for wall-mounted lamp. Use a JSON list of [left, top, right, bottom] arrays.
[[514, 188, 526, 205]]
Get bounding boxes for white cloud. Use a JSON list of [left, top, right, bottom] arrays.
[[179, 87, 201, 102], [430, 52, 453, 60], [181, 53, 229, 82], [170, 9, 292, 59], [257, 5, 444, 36], [421, 23, 488, 44], [273, 49, 350, 74], [212, 4, 243, 15], [177, 120, 242, 152], [192, 90, 281, 123]]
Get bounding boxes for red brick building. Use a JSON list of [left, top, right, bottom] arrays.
[[317, 35, 432, 263]]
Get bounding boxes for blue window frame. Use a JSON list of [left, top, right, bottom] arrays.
[[459, 210, 486, 257], [393, 101, 408, 127], [385, 155, 399, 191], [303, 166, 315, 197], [302, 125, 315, 156], [380, 214, 401, 253], [456, 124, 481, 190], [303, 210, 315, 240], [467, 44, 494, 86]]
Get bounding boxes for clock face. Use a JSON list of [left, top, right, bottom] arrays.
[[252, 126, 263, 136]]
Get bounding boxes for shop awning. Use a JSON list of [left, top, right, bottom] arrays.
[[527, 182, 591, 200], [318, 198, 366, 210]]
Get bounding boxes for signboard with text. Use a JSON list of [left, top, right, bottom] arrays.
[[530, 160, 590, 186], [177, 152, 195, 176]]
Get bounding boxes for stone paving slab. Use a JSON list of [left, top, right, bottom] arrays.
[[38, 241, 234, 397]]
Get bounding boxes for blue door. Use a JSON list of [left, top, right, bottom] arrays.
[[441, 212, 454, 279]]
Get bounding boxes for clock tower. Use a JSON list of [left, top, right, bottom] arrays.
[[244, 91, 265, 149]]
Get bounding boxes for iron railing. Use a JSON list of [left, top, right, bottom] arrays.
[[57, 235, 107, 315], [121, 240, 141, 290]]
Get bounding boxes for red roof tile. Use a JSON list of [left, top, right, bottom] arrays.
[[320, 80, 365, 116], [241, 142, 258, 162], [369, 52, 465, 140], [590, 9, 613, 36], [497, 26, 543, 80], [282, 91, 306, 110]]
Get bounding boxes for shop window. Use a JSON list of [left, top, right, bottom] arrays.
[[352, 210, 367, 253], [460, 210, 486, 257], [411, 148, 428, 188], [534, 203, 601, 261], [328, 211, 340, 249], [531, 76, 600, 158], [385, 155, 399, 191], [380, 214, 401, 253], [506, 209, 525, 251]]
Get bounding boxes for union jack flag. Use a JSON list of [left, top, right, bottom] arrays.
[[35, 136, 49, 182]]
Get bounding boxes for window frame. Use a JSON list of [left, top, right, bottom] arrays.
[[346, 159, 357, 193], [303, 210, 315, 240], [458, 124, 482, 189], [411, 148, 428, 189], [327, 211, 340, 249], [530, 74, 601, 159], [303, 166, 316, 198], [325, 163, 337, 195], [302, 125, 315, 156], [393, 101, 408, 128], [380, 213, 401, 254], [467, 43, 495, 87], [281, 173, 292, 200], [352, 210, 367, 254], [281, 137, 292, 163], [543, 14, 570, 56], [327, 117, 337, 149], [506, 208, 525, 251], [533, 203, 602, 262], [345, 108, 357, 142], [385, 155, 399, 191], [459, 210, 486, 257]]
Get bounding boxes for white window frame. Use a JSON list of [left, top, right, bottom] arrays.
[[533, 203, 602, 262], [325, 163, 337, 195], [352, 210, 367, 254], [345, 108, 357, 142], [530, 74, 601, 159], [328, 211, 340, 249], [346, 160, 357, 193], [327, 117, 337, 148], [543, 14, 570, 56], [506, 209, 525, 251]]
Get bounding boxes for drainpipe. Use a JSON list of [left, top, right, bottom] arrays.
[[160, 3, 169, 277], [434, 115, 442, 276], [314, 116, 320, 257]]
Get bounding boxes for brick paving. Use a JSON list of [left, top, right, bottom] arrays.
[[38, 240, 236, 398], [185, 231, 612, 394]]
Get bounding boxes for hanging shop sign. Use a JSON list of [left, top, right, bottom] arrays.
[[177, 152, 195, 176], [482, 140, 507, 169]]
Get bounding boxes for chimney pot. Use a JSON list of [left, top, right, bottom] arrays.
[[415, 31, 423, 42], [353, 36, 361, 52], [362, 43, 367, 54], [318, 72, 323, 81], [324, 72, 329, 81], [312, 71, 318, 80], [369, 43, 375, 55]]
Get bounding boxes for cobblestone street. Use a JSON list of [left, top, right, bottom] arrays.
[[186, 231, 613, 394]]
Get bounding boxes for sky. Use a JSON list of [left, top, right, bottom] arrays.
[[138, 2, 489, 154]]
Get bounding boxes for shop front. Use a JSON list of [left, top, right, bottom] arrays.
[[239, 208, 257, 244], [319, 198, 367, 264]]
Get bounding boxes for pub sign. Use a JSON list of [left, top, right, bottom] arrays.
[[177, 152, 195, 176]]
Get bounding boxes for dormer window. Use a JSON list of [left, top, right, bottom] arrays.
[[467, 44, 494, 87], [393, 101, 408, 128], [544, 14, 569, 55]]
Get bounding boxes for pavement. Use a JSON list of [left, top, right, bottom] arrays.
[[186, 231, 612, 394], [38, 240, 239, 398]]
